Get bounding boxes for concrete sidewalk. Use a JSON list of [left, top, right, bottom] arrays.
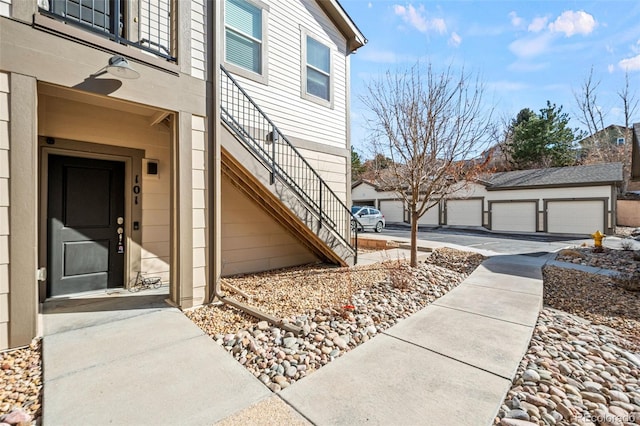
[[41, 246, 549, 425], [277, 253, 546, 425], [42, 293, 273, 425]]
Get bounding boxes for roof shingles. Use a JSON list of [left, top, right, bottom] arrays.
[[486, 163, 623, 189]]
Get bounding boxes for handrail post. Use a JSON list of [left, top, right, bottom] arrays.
[[270, 129, 276, 184], [319, 182, 323, 228], [354, 228, 358, 264]]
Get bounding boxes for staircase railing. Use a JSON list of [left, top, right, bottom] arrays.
[[220, 65, 356, 260]]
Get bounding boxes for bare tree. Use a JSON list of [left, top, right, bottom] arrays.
[[361, 62, 492, 266], [618, 71, 639, 140], [574, 67, 606, 138], [574, 68, 638, 191]]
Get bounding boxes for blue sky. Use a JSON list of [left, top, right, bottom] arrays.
[[340, 0, 640, 157]]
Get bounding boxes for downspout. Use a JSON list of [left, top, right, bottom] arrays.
[[207, 0, 223, 303]]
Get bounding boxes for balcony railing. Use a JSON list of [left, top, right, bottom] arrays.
[[39, 0, 175, 61]]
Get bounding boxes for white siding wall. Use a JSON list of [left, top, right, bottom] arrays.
[[191, 115, 207, 305], [224, 0, 348, 150], [0, 72, 9, 350], [0, 0, 10, 17], [298, 147, 347, 203], [190, 0, 206, 80]]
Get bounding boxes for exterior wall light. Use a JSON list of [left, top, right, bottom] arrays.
[[105, 55, 140, 79]]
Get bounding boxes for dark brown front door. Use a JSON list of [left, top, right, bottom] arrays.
[[47, 154, 125, 297]]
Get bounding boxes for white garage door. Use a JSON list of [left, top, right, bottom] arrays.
[[491, 202, 536, 233], [547, 200, 605, 235], [446, 199, 482, 226], [417, 204, 440, 226], [379, 200, 404, 223]]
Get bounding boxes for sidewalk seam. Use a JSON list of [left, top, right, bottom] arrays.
[[462, 282, 541, 296], [380, 331, 515, 382], [275, 394, 318, 426], [431, 302, 540, 328]]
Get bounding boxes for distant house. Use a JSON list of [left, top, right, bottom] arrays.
[[579, 124, 631, 148], [632, 124, 640, 189]]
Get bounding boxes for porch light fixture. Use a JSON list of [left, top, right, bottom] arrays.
[[105, 55, 140, 79]]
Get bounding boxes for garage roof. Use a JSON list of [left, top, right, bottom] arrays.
[[485, 163, 623, 190]]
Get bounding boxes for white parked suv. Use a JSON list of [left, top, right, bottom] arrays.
[[351, 206, 386, 233]]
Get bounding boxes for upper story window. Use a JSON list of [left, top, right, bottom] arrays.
[[617, 137, 625, 145], [301, 31, 333, 108], [224, 0, 268, 82], [39, 0, 175, 61]]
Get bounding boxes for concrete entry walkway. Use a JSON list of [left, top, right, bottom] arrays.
[[278, 253, 547, 425], [41, 291, 272, 425]]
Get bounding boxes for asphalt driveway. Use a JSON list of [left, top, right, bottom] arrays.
[[376, 225, 610, 255]]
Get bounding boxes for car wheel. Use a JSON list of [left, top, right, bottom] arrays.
[[375, 221, 383, 233]]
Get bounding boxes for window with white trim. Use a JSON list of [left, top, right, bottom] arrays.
[[224, 0, 264, 76], [302, 32, 332, 106]]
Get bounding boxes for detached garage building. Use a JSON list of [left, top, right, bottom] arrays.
[[353, 163, 623, 236], [482, 162, 622, 235], [351, 180, 440, 226]]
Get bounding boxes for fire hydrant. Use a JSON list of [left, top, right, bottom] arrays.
[[591, 230, 605, 248]]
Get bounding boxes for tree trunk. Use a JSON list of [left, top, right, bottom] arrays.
[[410, 209, 418, 267]]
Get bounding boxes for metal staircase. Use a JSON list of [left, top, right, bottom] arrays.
[[220, 65, 357, 265]]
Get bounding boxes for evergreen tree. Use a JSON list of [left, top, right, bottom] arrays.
[[508, 101, 583, 169], [351, 147, 365, 181]]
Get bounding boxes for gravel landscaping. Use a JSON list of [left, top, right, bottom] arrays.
[[0, 340, 41, 425], [496, 249, 640, 426], [556, 246, 640, 275], [186, 248, 485, 391]]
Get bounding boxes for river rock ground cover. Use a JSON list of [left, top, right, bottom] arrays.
[[4, 244, 640, 425], [496, 250, 640, 426], [186, 247, 485, 392]]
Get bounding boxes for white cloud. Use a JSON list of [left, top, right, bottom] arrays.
[[619, 54, 640, 71], [367, 2, 372, 8], [608, 64, 615, 74], [393, 4, 447, 34], [528, 17, 548, 33], [431, 18, 447, 35], [394, 4, 428, 32], [508, 11, 522, 27], [548, 10, 596, 37], [449, 32, 462, 47], [509, 33, 553, 58]]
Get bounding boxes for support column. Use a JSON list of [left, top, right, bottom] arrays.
[[171, 111, 194, 308], [9, 73, 38, 347]]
